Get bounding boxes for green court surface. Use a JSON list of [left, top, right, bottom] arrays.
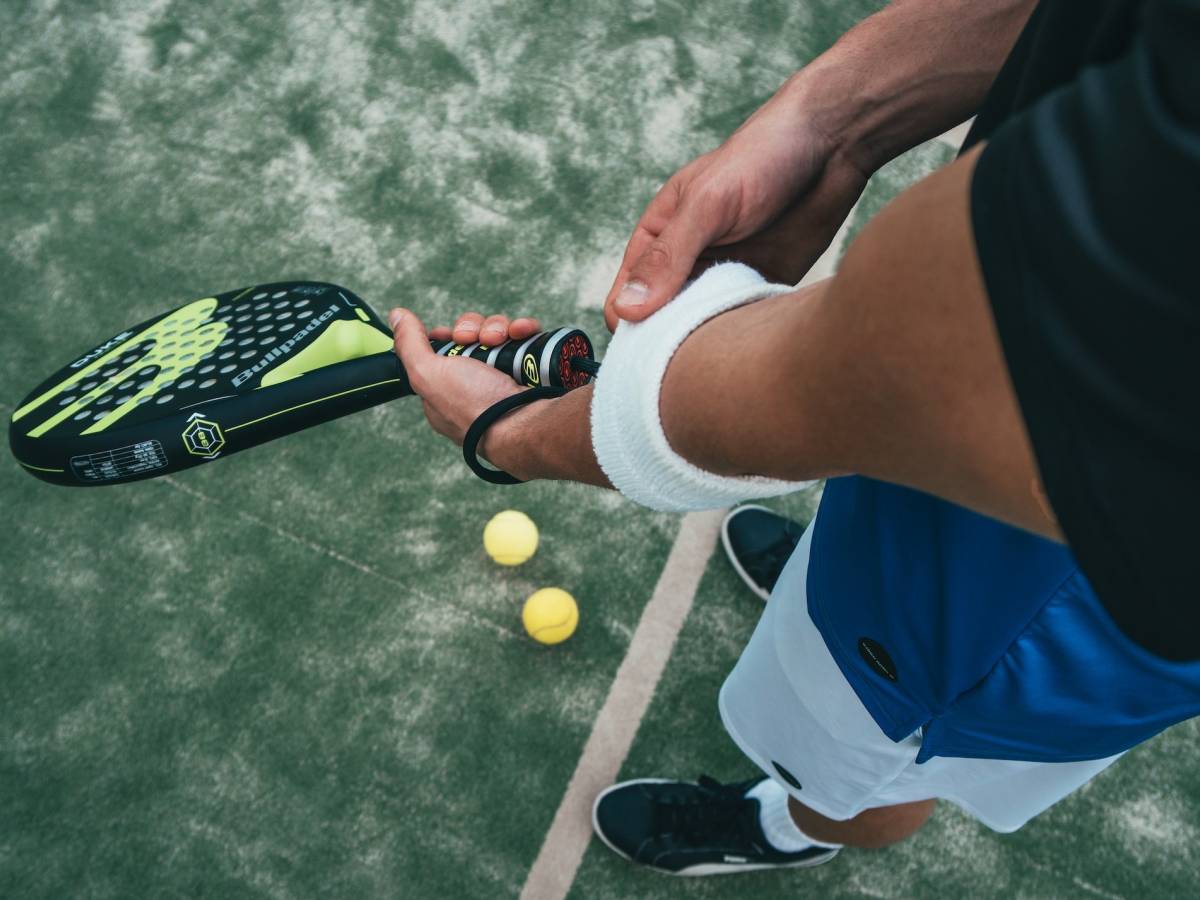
[[2, 2, 1197, 898]]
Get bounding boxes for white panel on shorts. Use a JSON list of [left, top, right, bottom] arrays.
[[718, 513, 1122, 833]]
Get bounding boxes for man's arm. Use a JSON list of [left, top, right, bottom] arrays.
[[483, 143, 1060, 540], [604, 0, 1038, 324], [796, 0, 1038, 174]]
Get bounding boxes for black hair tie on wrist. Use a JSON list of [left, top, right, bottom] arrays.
[[462, 386, 566, 485]]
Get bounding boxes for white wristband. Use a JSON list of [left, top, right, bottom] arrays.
[[590, 263, 813, 512]]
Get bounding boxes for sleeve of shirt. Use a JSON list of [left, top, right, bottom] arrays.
[[970, 0, 1200, 660]]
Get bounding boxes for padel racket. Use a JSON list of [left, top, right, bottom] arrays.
[[9, 281, 594, 487]]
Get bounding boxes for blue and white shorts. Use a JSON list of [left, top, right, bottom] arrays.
[[719, 518, 1122, 833]]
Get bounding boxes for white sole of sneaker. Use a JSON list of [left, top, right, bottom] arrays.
[[591, 779, 839, 876], [720, 505, 773, 602], [673, 852, 839, 876]]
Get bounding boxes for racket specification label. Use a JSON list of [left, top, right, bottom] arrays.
[[70, 440, 169, 482]]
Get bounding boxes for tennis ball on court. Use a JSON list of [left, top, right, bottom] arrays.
[[523, 588, 579, 645], [483, 510, 539, 566]]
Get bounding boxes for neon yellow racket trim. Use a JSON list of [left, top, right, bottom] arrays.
[[227, 378, 403, 432], [18, 461, 66, 473], [16, 299, 227, 438]]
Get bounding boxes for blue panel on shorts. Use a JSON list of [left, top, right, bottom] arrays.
[[805, 476, 1200, 763]]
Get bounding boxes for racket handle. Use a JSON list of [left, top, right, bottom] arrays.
[[429, 328, 595, 390]]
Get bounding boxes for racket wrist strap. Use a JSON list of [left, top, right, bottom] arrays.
[[463, 386, 566, 485]]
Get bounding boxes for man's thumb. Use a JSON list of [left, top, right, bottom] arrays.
[[389, 308, 434, 391], [613, 217, 711, 322]]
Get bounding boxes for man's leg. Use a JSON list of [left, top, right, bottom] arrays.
[[789, 796, 935, 849], [720, 506, 936, 849]]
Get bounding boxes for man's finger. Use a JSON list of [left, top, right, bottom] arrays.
[[602, 176, 692, 330], [479, 314, 511, 346], [390, 308, 436, 393], [508, 317, 542, 339], [452, 312, 484, 344], [613, 207, 718, 322], [603, 224, 654, 331]]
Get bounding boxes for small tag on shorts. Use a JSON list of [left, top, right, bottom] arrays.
[[772, 761, 803, 791], [858, 637, 898, 682]]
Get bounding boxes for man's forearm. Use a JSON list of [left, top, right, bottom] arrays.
[[480, 287, 833, 491], [791, 0, 1036, 172], [484, 146, 1059, 538], [483, 385, 610, 487]]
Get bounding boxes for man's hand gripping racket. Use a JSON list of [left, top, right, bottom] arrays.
[[8, 282, 595, 486]]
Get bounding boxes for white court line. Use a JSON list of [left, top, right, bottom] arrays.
[[521, 138, 960, 892], [519, 508, 726, 900], [159, 475, 517, 641], [522, 195, 866, 899], [163, 476, 381, 577]]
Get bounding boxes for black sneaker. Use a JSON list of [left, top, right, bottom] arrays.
[[721, 505, 807, 601], [592, 775, 839, 876]]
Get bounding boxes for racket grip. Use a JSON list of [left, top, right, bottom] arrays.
[[428, 328, 595, 390]]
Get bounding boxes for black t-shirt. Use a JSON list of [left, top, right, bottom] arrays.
[[966, 0, 1200, 660]]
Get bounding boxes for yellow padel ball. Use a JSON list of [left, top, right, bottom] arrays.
[[522, 588, 578, 645], [483, 510, 539, 566]]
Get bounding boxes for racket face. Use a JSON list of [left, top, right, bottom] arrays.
[[10, 282, 407, 486]]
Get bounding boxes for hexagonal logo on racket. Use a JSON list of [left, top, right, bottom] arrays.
[[181, 414, 226, 458]]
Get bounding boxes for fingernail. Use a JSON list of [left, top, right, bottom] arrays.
[[388, 309, 405, 328], [615, 281, 648, 309]]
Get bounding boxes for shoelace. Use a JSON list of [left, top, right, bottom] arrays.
[[650, 776, 757, 845]]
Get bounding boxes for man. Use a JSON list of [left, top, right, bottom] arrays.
[[390, 0, 1200, 876]]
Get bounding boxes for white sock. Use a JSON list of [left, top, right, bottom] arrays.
[[747, 778, 843, 852]]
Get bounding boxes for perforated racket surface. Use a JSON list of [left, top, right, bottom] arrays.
[[9, 282, 593, 486]]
